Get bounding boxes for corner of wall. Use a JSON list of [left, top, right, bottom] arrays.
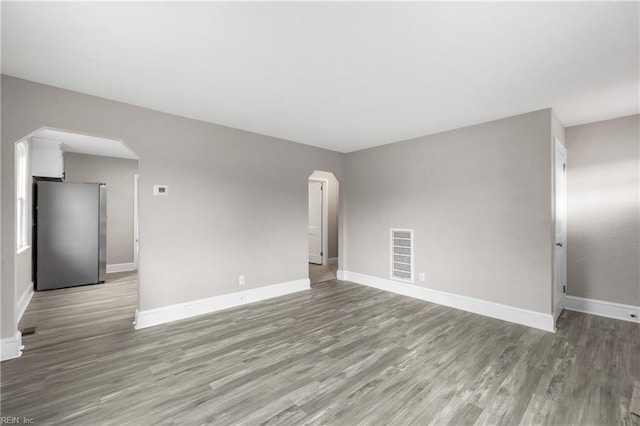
[[551, 109, 566, 145]]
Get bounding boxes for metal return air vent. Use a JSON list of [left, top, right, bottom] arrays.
[[391, 229, 414, 283]]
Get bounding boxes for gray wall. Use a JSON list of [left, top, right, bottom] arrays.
[[0, 76, 3, 336], [64, 153, 139, 266], [1, 75, 344, 339], [566, 115, 640, 306], [309, 170, 339, 259], [343, 109, 555, 314]]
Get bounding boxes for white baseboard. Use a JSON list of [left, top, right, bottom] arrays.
[[553, 302, 563, 322], [565, 295, 640, 323], [135, 278, 310, 330], [16, 283, 34, 322], [337, 269, 347, 281], [327, 257, 338, 265], [106, 263, 137, 273], [1, 332, 23, 361], [341, 271, 555, 332]]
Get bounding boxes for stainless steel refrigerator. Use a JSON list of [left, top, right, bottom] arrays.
[[35, 181, 107, 291]]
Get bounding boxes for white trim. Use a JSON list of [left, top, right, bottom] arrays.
[[553, 302, 563, 322], [565, 296, 640, 323], [309, 177, 329, 266], [327, 257, 338, 265], [134, 278, 310, 329], [321, 180, 329, 266], [15, 140, 29, 251], [336, 269, 347, 281], [340, 271, 555, 332], [133, 174, 139, 270], [17, 245, 31, 256], [106, 262, 137, 273], [553, 137, 568, 322], [1, 332, 23, 361], [16, 283, 34, 323]]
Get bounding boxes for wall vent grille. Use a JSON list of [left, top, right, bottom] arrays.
[[391, 229, 414, 283]]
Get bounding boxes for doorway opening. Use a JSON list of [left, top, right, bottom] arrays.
[[308, 171, 339, 285], [553, 138, 568, 323], [13, 127, 140, 352]]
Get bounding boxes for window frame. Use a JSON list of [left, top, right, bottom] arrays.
[[16, 140, 29, 253]]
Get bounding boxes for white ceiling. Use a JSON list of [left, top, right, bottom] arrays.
[[33, 129, 139, 160], [2, 2, 638, 153]]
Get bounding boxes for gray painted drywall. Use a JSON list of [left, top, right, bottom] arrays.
[[343, 109, 554, 314], [0, 71, 9, 340], [309, 170, 339, 259], [0, 71, 3, 338], [64, 153, 139, 266], [565, 115, 640, 306], [1, 75, 344, 339]]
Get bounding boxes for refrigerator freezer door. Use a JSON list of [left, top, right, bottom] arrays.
[[36, 181, 100, 290]]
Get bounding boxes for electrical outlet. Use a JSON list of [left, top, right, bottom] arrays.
[[239, 275, 245, 286], [419, 272, 426, 282]]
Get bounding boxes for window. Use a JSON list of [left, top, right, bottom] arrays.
[[16, 140, 29, 252]]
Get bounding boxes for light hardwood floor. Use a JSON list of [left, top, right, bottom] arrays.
[[1, 272, 639, 425]]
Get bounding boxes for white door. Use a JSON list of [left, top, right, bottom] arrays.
[[553, 139, 567, 321], [308, 180, 323, 264]]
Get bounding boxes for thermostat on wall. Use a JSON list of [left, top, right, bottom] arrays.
[[153, 185, 169, 196]]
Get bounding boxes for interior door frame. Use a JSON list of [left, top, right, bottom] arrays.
[[553, 137, 567, 322], [309, 177, 329, 266], [133, 173, 139, 270]]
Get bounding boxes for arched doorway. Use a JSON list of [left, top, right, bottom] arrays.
[[10, 127, 140, 358]]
